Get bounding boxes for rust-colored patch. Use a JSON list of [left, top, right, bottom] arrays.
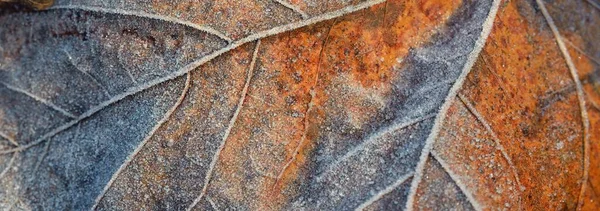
[[432, 98, 521, 209], [583, 82, 600, 211], [563, 32, 600, 211], [206, 0, 463, 209], [444, 0, 593, 209]]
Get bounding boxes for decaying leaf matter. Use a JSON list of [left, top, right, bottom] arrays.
[[0, 0, 599, 210]]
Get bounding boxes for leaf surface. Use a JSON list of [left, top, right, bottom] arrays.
[[0, 0, 599, 210]]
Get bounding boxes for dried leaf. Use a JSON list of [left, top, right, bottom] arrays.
[[0, 0, 598, 210]]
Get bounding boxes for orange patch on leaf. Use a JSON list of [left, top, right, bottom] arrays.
[[452, 0, 594, 209], [207, 0, 464, 209]]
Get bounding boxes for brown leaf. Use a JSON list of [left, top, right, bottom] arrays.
[[0, 0, 598, 210]]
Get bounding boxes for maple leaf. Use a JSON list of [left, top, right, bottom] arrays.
[[0, 0, 598, 210]]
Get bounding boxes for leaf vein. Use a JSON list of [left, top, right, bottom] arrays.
[[0, 0, 386, 155], [585, 0, 600, 11], [457, 94, 523, 198], [62, 49, 112, 98], [430, 151, 482, 211], [187, 40, 262, 211], [1, 82, 77, 119], [207, 196, 220, 211], [0, 152, 17, 180], [49, 5, 233, 43], [273, 0, 309, 19], [91, 72, 192, 210], [404, 0, 502, 209], [563, 38, 600, 65], [0, 132, 18, 147], [355, 172, 414, 211], [316, 113, 435, 182], [536, 1, 590, 210], [273, 18, 337, 184]]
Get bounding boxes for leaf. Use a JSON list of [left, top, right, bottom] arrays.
[[0, 0, 598, 210]]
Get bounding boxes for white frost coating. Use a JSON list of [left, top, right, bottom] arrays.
[[404, 0, 502, 209], [1, 82, 77, 119], [535, 0, 590, 210], [187, 40, 261, 211], [0, 0, 386, 156], [355, 172, 414, 211], [316, 113, 435, 182], [430, 151, 483, 211], [273, 0, 309, 19], [90, 73, 192, 210], [48, 5, 233, 43]]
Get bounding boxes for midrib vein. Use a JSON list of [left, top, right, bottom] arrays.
[[404, 0, 502, 210]]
